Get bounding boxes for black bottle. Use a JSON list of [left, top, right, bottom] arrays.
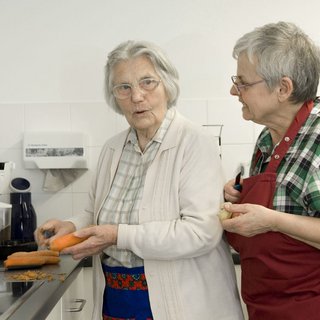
[[10, 192, 37, 242]]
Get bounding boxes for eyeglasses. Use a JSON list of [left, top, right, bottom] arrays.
[[231, 76, 265, 94], [112, 78, 162, 100]]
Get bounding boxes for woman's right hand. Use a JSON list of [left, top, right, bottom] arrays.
[[34, 219, 76, 249], [223, 179, 242, 204]]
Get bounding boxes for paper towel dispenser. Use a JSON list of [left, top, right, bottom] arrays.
[[23, 132, 88, 169]]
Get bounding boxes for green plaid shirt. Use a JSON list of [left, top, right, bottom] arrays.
[[250, 98, 320, 216]]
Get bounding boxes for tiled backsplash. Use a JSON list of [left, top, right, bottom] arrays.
[[0, 99, 262, 226]]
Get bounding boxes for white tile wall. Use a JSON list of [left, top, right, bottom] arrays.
[[179, 98, 257, 180]]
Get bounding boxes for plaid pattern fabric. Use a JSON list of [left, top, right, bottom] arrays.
[[250, 99, 320, 216], [99, 108, 174, 267]]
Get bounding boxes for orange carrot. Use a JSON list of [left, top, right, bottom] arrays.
[[49, 233, 89, 252], [4, 256, 45, 268], [4, 255, 61, 268], [8, 250, 59, 258]]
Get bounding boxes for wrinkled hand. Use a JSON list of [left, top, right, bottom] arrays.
[[221, 203, 277, 237], [34, 219, 76, 249], [223, 179, 242, 203], [61, 224, 118, 260]]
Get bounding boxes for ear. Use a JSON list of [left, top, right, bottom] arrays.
[[277, 77, 294, 102]]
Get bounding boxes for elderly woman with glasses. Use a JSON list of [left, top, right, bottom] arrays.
[[35, 40, 244, 320], [222, 21, 320, 320]]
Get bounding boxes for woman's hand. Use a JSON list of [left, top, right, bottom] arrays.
[[61, 224, 118, 260], [221, 203, 277, 237], [34, 219, 76, 249], [223, 179, 242, 203], [222, 203, 320, 250]]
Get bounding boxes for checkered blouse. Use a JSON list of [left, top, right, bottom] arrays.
[[250, 98, 320, 216], [99, 108, 174, 267]]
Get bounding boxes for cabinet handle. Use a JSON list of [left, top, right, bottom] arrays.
[[65, 298, 86, 312]]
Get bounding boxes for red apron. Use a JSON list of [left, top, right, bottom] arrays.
[[227, 101, 320, 320]]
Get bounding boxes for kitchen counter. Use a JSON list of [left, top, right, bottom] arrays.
[[0, 250, 237, 319], [0, 255, 86, 320]]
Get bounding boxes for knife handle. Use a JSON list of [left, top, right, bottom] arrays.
[[233, 183, 242, 192]]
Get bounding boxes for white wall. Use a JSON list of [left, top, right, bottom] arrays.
[[0, 0, 319, 225]]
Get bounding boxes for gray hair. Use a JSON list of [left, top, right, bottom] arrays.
[[104, 40, 180, 114], [233, 21, 320, 103]]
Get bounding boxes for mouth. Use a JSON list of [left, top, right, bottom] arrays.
[[133, 108, 150, 115], [239, 100, 247, 108]]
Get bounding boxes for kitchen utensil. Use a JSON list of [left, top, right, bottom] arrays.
[[43, 229, 55, 239], [233, 165, 244, 192]]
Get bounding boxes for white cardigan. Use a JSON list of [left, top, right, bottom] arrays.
[[69, 109, 244, 320]]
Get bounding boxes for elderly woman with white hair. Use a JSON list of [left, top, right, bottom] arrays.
[[36, 40, 244, 320]]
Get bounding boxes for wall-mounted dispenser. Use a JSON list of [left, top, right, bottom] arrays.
[[23, 132, 89, 192], [23, 132, 88, 169]]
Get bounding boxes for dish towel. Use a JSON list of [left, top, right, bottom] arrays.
[[42, 169, 87, 192]]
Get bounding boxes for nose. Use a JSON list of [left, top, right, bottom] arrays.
[[131, 86, 145, 102], [230, 84, 239, 96]]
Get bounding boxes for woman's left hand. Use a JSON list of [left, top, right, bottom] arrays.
[[221, 203, 277, 237], [61, 224, 118, 259]]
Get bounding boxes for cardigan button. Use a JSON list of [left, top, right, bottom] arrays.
[[274, 154, 280, 160], [284, 136, 290, 142]]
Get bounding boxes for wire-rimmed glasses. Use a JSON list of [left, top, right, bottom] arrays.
[[112, 78, 162, 100], [231, 76, 265, 94]]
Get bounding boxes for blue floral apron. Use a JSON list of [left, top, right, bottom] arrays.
[[102, 264, 153, 320]]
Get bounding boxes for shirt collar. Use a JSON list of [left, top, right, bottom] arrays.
[[125, 108, 175, 146], [256, 98, 320, 164]]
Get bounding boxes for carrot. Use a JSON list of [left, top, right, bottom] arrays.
[[8, 250, 59, 258], [42, 256, 61, 264], [4, 256, 46, 268], [4, 255, 60, 268], [49, 233, 89, 252]]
